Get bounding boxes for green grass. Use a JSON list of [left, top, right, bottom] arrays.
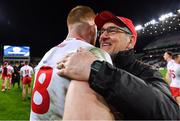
[[159, 67, 167, 78], [0, 69, 167, 120], [0, 77, 34, 120]]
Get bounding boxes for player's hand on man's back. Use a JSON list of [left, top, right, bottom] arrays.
[[57, 48, 98, 81]]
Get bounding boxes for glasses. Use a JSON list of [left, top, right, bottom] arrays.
[[98, 26, 131, 36]]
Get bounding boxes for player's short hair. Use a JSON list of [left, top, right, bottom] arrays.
[[3, 61, 8, 65], [172, 53, 180, 60], [25, 61, 29, 65], [166, 51, 173, 57], [67, 5, 95, 25], [15, 61, 19, 64]]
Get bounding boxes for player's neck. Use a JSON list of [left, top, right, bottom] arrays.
[[167, 58, 172, 62], [66, 33, 85, 42]]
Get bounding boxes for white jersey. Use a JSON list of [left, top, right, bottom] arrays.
[[170, 62, 180, 88], [167, 59, 175, 70], [0, 66, 2, 73], [20, 65, 34, 77], [167, 59, 175, 80], [7, 65, 14, 75], [30, 38, 112, 120]]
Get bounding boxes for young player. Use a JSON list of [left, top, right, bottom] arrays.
[[30, 6, 113, 120], [169, 54, 180, 106], [163, 51, 175, 84], [7, 64, 14, 90], [20, 61, 34, 100], [1, 62, 8, 92]]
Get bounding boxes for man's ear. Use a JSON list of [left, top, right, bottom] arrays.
[[127, 35, 135, 49]]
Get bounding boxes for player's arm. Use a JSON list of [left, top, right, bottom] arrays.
[[20, 70, 23, 76], [19, 69, 23, 79], [0, 67, 2, 79], [63, 80, 114, 120], [31, 68, 34, 76], [12, 68, 14, 74], [62, 48, 114, 120]]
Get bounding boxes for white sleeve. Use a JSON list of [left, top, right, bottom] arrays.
[[88, 47, 113, 65], [31, 67, 34, 75]]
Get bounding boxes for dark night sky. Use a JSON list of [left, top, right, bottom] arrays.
[[0, 0, 180, 57]]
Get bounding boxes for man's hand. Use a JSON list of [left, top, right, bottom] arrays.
[[57, 48, 98, 81]]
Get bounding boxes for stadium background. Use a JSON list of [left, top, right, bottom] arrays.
[[0, 0, 180, 120]]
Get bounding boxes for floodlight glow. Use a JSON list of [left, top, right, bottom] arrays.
[[144, 19, 158, 27], [177, 9, 180, 13], [135, 25, 143, 31], [159, 15, 166, 21], [151, 19, 157, 24], [159, 12, 175, 21]]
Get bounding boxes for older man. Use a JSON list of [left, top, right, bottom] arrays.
[[58, 11, 180, 120]]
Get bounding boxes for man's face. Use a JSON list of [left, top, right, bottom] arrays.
[[99, 22, 132, 55]]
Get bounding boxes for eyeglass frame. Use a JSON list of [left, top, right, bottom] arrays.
[[98, 26, 132, 37]]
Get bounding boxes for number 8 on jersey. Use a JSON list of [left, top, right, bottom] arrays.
[[32, 66, 53, 114]]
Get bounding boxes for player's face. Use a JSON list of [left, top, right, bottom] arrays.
[[163, 53, 169, 61], [99, 22, 132, 55]]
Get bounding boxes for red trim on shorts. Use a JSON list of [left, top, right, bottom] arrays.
[[170, 87, 180, 97], [2, 75, 8, 80], [22, 76, 32, 84]]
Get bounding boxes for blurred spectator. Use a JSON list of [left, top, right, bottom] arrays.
[[12, 62, 20, 88]]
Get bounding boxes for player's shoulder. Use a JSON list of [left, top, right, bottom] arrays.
[[87, 47, 112, 64], [174, 62, 180, 67], [45, 46, 57, 55], [20, 66, 24, 70], [88, 47, 105, 53], [28, 65, 33, 69], [37, 46, 57, 65], [68, 39, 94, 48]]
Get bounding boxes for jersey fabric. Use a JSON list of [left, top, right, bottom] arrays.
[[20, 65, 34, 84], [169, 62, 180, 97], [1, 66, 8, 80], [167, 59, 175, 70], [170, 62, 180, 88], [7, 65, 14, 78], [166, 59, 175, 81], [20, 65, 34, 78], [30, 38, 112, 120]]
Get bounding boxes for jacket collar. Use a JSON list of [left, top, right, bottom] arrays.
[[112, 49, 136, 69]]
